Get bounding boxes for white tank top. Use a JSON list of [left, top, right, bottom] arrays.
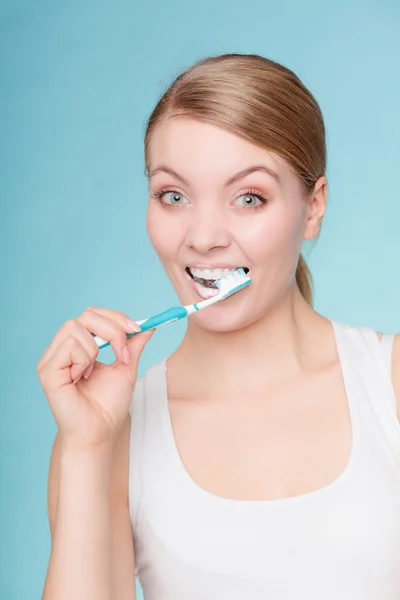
[[128, 319, 400, 599]]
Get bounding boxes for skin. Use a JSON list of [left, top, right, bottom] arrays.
[[146, 116, 330, 396], [145, 115, 361, 501], [144, 116, 400, 503], [42, 114, 400, 599]]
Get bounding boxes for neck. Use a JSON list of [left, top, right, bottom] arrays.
[[169, 285, 333, 399]]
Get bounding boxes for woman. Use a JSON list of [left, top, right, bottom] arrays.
[[38, 54, 400, 599]]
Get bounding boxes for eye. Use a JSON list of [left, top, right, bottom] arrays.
[[232, 190, 268, 208], [152, 190, 189, 206]]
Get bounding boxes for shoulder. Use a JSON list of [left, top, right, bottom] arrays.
[[377, 331, 400, 422]]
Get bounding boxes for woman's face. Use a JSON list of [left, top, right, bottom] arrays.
[[146, 116, 322, 332]]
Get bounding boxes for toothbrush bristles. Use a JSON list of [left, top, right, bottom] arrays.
[[214, 267, 251, 295]]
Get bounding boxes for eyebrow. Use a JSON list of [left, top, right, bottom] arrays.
[[148, 164, 281, 187]]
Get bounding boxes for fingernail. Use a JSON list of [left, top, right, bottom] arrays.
[[122, 345, 130, 364], [126, 319, 141, 332], [73, 373, 83, 385]]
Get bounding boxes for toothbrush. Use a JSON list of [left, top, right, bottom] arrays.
[[93, 267, 252, 350]]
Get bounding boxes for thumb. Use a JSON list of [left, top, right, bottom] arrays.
[[125, 328, 155, 365]]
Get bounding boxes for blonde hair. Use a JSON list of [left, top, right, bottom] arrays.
[[144, 54, 327, 306]]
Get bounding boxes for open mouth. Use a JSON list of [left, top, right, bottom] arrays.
[[185, 266, 250, 289]]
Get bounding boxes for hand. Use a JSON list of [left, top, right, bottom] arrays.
[[36, 307, 154, 451]]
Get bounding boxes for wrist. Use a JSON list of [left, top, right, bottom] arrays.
[[59, 435, 113, 460]]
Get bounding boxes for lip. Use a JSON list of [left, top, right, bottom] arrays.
[[186, 263, 249, 271]]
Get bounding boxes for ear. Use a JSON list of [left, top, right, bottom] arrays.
[[303, 176, 328, 241]]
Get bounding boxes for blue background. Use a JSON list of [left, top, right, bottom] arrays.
[[1, 0, 399, 597]]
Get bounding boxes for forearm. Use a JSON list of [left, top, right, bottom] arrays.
[[43, 444, 112, 600]]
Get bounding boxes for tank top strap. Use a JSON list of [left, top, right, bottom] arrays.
[[380, 333, 395, 379], [342, 322, 400, 469], [359, 327, 397, 414], [128, 359, 169, 532], [128, 359, 171, 579]]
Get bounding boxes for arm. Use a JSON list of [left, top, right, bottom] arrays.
[[42, 415, 136, 600]]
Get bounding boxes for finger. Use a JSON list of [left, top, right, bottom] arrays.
[[40, 335, 92, 392], [37, 309, 103, 370], [57, 321, 100, 380], [126, 327, 155, 360], [82, 306, 141, 336], [38, 317, 99, 373], [77, 309, 132, 365], [82, 362, 95, 380], [38, 308, 135, 371], [120, 328, 155, 385]]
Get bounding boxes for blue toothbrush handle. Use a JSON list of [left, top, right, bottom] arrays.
[[93, 306, 188, 350], [136, 306, 188, 331]]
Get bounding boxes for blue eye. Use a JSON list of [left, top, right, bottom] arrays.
[[160, 191, 189, 205], [232, 192, 268, 207], [151, 188, 268, 208]]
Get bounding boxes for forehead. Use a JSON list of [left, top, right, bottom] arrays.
[[148, 116, 289, 185]]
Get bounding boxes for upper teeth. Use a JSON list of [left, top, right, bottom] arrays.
[[189, 267, 232, 280]]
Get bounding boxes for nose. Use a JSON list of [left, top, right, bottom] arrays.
[[185, 205, 231, 254]]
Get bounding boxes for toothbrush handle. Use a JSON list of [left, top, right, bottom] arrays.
[[135, 306, 188, 331], [93, 306, 188, 350]]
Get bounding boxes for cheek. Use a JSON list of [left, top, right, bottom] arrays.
[[237, 205, 304, 263], [146, 205, 181, 260]]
